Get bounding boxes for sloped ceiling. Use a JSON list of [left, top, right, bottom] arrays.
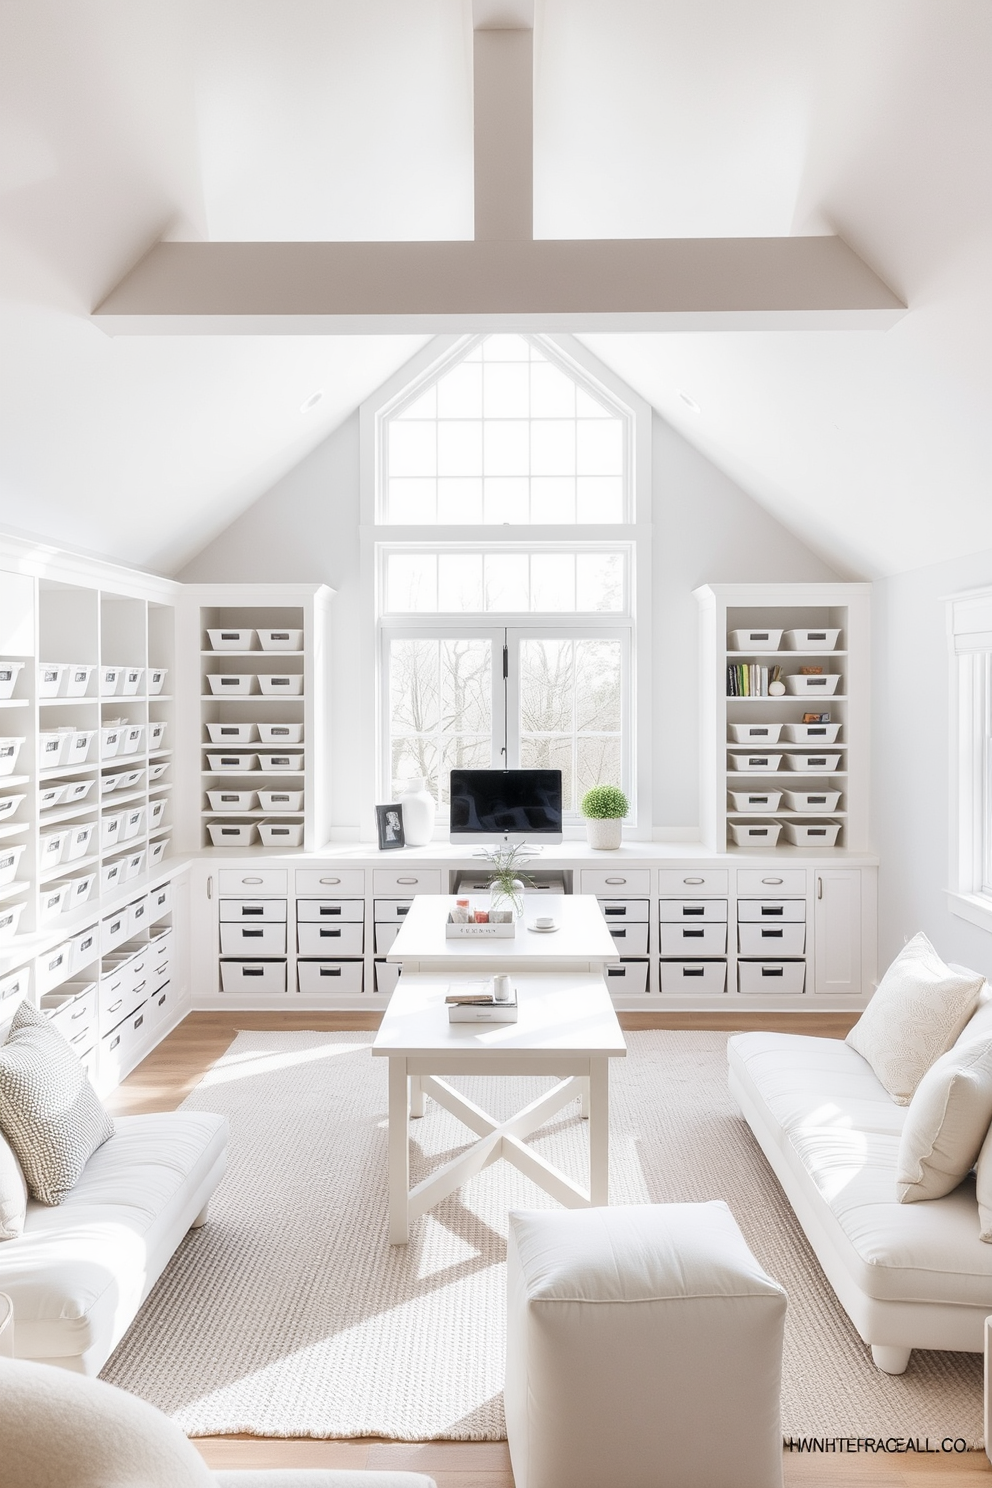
[[0, 1, 989, 577]]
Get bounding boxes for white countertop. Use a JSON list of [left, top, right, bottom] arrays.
[[386, 894, 619, 966]]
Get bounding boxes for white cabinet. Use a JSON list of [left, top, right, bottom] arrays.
[[813, 869, 864, 998]]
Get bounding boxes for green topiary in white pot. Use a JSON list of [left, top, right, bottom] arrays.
[[580, 785, 629, 850]]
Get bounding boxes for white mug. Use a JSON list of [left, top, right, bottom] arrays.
[[493, 974, 512, 1003]]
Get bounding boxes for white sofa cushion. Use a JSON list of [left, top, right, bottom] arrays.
[[729, 1032, 992, 1307], [0, 1126, 27, 1240], [0, 1111, 228, 1361], [846, 932, 983, 1105], [896, 1036, 992, 1202]]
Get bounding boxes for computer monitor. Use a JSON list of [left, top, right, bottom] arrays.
[[448, 769, 563, 847]]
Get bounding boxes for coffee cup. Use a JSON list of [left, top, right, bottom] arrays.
[[535, 915, 554, 929]]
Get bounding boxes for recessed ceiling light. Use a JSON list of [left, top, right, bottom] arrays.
[[678, 391, 701, 413], [301, 391, 323, 413]]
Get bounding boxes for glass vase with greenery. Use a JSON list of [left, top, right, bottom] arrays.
[[481, 844, 534, 919]]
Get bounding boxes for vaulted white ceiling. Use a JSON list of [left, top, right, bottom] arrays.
[[0, 1, 989, 576]]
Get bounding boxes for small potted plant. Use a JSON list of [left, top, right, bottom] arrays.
[[580, 785, 629, 850], [481, 844, 534, 919]]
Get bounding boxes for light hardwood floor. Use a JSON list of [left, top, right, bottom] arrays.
[[107, 1010, 992, 1487]]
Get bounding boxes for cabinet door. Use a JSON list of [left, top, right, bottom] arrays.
[[813, 870, 862, 996]]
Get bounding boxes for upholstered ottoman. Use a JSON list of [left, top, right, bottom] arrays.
[[505, 1201, 787, 1488]]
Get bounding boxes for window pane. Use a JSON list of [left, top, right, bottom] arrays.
[[531, 420, 575, 476], [531, 553, 576, 611], [577, 420, 623, 476], [530, 361, 575, 418], [384, 549, 627, 613], [388, 478, 436, 524], [437, 553, 483, 611], [484, 553, 530, 610], [520, 638, 624, 813], [520, 639, 573, 734], [483, 477, 529, 524], [437, 420, 482, 477], [437, 477, 483, 524], [438, 736, 492, 806], [440, 639, 491, 734], [385, 553, 437, 611], [575, 386, 612, 418], [397, 385, 436, 419], [389, 638, 492, 806], [520, 734, 574, 814], [436, 361, 482, 418], [576, 736, 622, 803], [484, 419, 529, 476], [576, 552, 625, 612], [531, 477, 576, 524], [575, 640, 622, 732], [389, 421, 436, 478], [390, 639, 440, 732], [484, 362, 530, 418], [483, 333, 530, 361], [576, 475, 624, 523]]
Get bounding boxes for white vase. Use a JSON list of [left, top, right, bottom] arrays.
[[586, 817, 622, 850], [399, 776, 435, 846]]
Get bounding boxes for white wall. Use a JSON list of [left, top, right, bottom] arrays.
[[180, 409, 841, 836]]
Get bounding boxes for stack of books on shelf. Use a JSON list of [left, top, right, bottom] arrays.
[[726, 663, 783, 697]]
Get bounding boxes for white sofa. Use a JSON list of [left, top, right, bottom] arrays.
[[0, 1110, 228, 1374], [729, 1029, 992, 1374]]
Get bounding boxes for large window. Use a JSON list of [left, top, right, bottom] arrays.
[[369, 333, 647, 832], [949, 589, 992, 930]]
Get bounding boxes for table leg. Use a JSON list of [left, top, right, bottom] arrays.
[[410, 1074, 426, 1118], [388, 1057, 411, 1244], [587, 1058, 609, 1206]]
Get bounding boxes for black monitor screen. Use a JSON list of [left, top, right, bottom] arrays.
[[449, 769, 562, 836]]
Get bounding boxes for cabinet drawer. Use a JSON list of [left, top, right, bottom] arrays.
[[374, 961, 402, 995], [657, 870, 729, 895], [603, 960, 649, 994], [738, 923, 806, 956], [373, 869, 442, 896], [375, 922, 400, 955], [100, 1002, 149, 1085], [297, 960, 365, 995], [297, 922, 364, 957], [148, 881, 173, 920], [127, 896, 148, 937], [68, 926, 99, 974], [660, 961, 727, 995], [220, 922, 287, 956], [373, 899, 414, 923], [659, 900, 728, 923], [738, 900, 806, 923], [580, 869, 650, 895], [297, 899, 364, 923], [219, 898, 288, 922], [218, 869, 288, 894], [147, 981, 172, 1028], [736, 869, 807, 896], [101, 910, 129, 954], [37, 943, 71, 995], [220, 960, 287, 994], [606, 923, 649, 956], [296, 869, 366, 896], [44, 986, 97, 1043], [0, 965, 30, 1007], [660, 922, 727, 956], [738, 960, 806, 996], [597, 899, 649, 922]]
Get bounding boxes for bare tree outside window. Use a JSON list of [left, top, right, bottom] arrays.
[[389, 639, 491, 805]]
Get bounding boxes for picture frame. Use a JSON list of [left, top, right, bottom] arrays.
[[376, 803, 405, 851]]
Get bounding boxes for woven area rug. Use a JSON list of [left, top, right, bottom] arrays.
[[101, 1030, 984, 1443]]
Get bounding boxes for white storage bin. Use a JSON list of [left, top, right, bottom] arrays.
[[208, 820, 257, 847], [64, 780, 95, 808], [38, 883, 71, 921], [728, 723, 782, 744], [147, 667, 168, 695], [119, 724, 144, 756], [784, 752, 842, 774], [207, 673, 254, 696], [0, 791, 26, 822], [257, 628, 303, 651], [0, 737, 25, 776], [298, 921, 364, 957], [207, 752, 258, 773], [602, 961, 650, 995], [739, 922, 806, 956], [728, 790, 782, 813], [127, 896, 148, 936], [38, 731, 67, 769], [207, 722, 256, 744], [122, 807, 145, 841], [784, 673, 841, 696], [729, 628, 782, 651], [148, 881, 172, 919], [258, 820, 304, 847], [66, 872, 97, 912], [374, 960, 401, 994], [147, 761, 169, 782], [301, 899, 364, 922], [208, 628, 255, 651], [116, 768, 144, 790], [220, 922, 287, 956], [258, 752, 304, 773], [782, 722, 841, 744], [147, 799, 167, 830], [64, 664, 95, 697], [256, 722, 304, 745], [298, 960, 364, 995], [120, 667, 144, 696], [738, 960, 806, 995], [0, 964, 30, 1005], [738, 899, 806, 922], [100, 665, 122, 696], [101, 813, 124, 851], [122, 849, 145, 881], [100, 859, 125, 894], [68, 926, 98, 972], [659, 922, 727, 956], [258, 789, 304, 811], [728, 820, 782, 847], [257, 673, 303, 696], [38, 783, 67, 810], [782, 789, 841, 812], [605, 922, 649, 956], [38, 663, 66, 697], [39, 829, 68, 870], [782, 820, 842, 847], [0, 901, 25, 942], [728, 753, 782, 773], [659, 899, 728, 923], [148, 838, 169, 867], [63, 822, 96, 862], [65, 729, 95, 766], [99, 725, 122, 759], [37, 940, 70, 992], [220, 898, 287, 922], [100, 772, 123, 795], [374, 923, 400, 954], [0, 843, 25, 886], [148, 721, 167, 750], [0, 661, 25, 699], [659, 961, 727, 995], [208, 789, 256, 812], [783, 628, 841, 652], [220, 959, 287, 993]]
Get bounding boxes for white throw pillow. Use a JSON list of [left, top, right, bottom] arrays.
[[975, 1121, 992, 1241], [954, 983, 992, 1046], [846, 932, 984, 1105], [0, 1125, 27, 1239], [896, 1036, 992, 1202]]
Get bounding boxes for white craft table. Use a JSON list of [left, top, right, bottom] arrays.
[[371, 971, 628, 1244], [386, 893, 619, 973]]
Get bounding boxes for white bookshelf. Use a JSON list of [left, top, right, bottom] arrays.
[[694, 583, 871, 854]]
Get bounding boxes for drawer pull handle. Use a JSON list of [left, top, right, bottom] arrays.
[[133, 982, 145, 995], [108, 1000, 122, 1014], [397, 905, 409, 915], [683, 876, 704, 884], [319, 877, 342, 884], [243, 968, 264, 977], [319, 906, 341, 916], [683, 967, 705, 977], [604, 907, 626, 916], [110, 1035, 120, 1050], [241, 907, 264, 916], [134, 1015, 144, 1029], [319, 967, 342, 977], [71, 1031, 88, 1045], [243, 930, 263, 938], [762, 967, 784, 977], [397, 877, 419, 885], [243, 877, 264, 885], [682, 907, 704, 916], [71, 1007, 87, 1020], [761, 929, 784, 939], [607, 967, 623, 977], [605, 877, 626, 884], [158, 993, 166, 1006], [611, 928, 627, 939], [320, 928, 341, 938], [761, 877, 783, 885], [683, 929, 704, 938], [760, 907, 784, 917]]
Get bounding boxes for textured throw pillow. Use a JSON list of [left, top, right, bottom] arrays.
[[0, 1001, 114, 1205], [954, 984, 992, 1047], [0, 1125, 27, 1239], [896, 1036, 992, 1201], [846, 932, 983, 1104]]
